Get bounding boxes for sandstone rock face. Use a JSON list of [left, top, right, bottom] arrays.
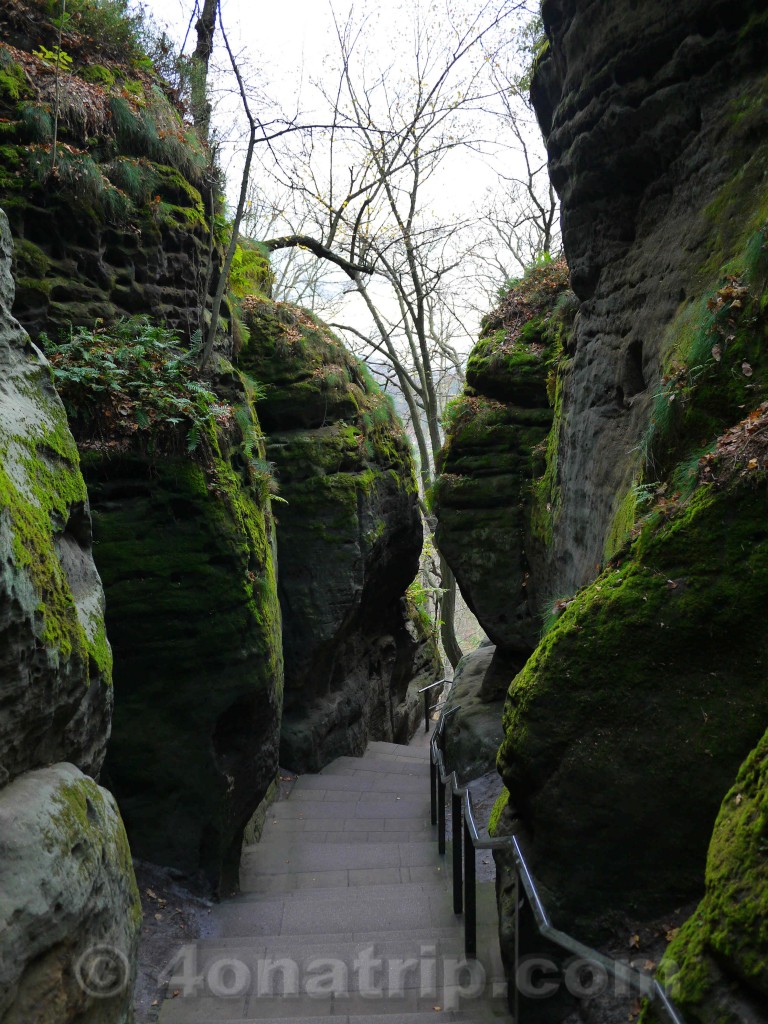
[[651, 728, 768, 1024], [0, 208, 111, 784], [443, 646, 506, 782], [434, 259, 574, 659], [531, 0, 768, 599], [488, 0, 768, 946], [0, 764, 141, 1024], [0, 208, 139, 1024], [83, 399, 284, 891], [241, 297, 438, 772], [0, 4, 224, 343]]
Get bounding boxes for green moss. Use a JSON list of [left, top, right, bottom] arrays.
[[80, 62, 116, 86], [0, 47, 30, 100], [497, 475, 768, 931], [48, 775, 141, 926], [11, 237, 51, 278], [76, 365, 283, 884], [0, 364, 111, 677], [647, 727, 768, 1021], [603, 485, 637, 561], [488, 788, 509, 837]]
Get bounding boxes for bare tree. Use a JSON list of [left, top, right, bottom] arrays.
[[253, 0, 524, 666]]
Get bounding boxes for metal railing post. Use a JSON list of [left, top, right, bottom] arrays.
[[430, 756, 437, 826], [426, 705, 683, 1023], [452, 791, 462, 914], [438, 773, 446, 856], [423, 688, 430, 732], [463, 814, 476, 958]]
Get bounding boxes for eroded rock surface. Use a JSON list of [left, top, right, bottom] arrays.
[[85, 397, 284, 891], [649, 728, 768, 1023], [0, 213, 111, 784], [241, 296, 439, 772], [0, 208, 139, 1024], [0, 764, 140, 1024]]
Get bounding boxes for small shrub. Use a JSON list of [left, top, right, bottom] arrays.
[[42, 316, 232, 457], [32, 44, 73, 72], [19, 102, 54, 143]]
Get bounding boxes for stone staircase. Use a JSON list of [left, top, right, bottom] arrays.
[[157, 731, 508, 1023]]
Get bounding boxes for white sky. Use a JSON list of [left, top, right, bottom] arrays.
[[143, 0, 545, 356]]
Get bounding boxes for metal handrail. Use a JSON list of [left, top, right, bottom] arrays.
[[428, 708, 685, 1024], [417, 677, 449, 732]]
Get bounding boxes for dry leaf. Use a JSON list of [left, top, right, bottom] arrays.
[[742, 362, 754, 377], [735, 793, 743, 805], [629, 933, 641, 949], [711, 344, 722, 362]]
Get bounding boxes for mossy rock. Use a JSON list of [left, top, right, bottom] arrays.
[[0, 208, 112, 784], [434, 266, 574, 655], [497, 475, 768, 937], [641, 727, 768, 1023], [84, 402, 283, 889], [240, 294, 429, 771]]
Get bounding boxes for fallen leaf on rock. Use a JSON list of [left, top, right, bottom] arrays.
[[145, 888, 157, 899], [712, 344, 722, 362], [665, 927, 680, 943], [743, 361, 754, 376], [735, 793, 743, 805], [629, 933, 641, 949]]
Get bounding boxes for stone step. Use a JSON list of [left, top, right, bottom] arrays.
[[362, 745, 434, 761], [200, 924, 495, 950], [290, 773, 427, 796], [213, 889, 493, 939], [179, 936, 505, 988], [258, 829, 433, 845], [241, 840, 444, 873], [257, 818, 433, 839], [232, 879, 497, 907], [321, 758, 427, 778], [159, 994, 510, 1022], [239, 868, 456, 896], [269, 794, 429, 819]]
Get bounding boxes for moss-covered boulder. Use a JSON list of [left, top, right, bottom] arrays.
[[0, 212, 112, 783], [0, 763, 141, 1024], [80, 386, 283, 890], [434, 259, 575, 661], [497, 468, 768, 935], [241, 296, 436, 771], [0, 0, 241, 344], [640, 727, 768, 1022]]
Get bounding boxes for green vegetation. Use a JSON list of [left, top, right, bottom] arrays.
[[41, 317, 231, 458], [641, 728, 768, 1023]]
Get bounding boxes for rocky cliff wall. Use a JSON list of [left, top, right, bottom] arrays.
[[434, 0, 768, 991], [531, 0, 768, 600], [241, 296, 440, 772], [0, 208, 140, 1024], [0, 0, 222, 343]]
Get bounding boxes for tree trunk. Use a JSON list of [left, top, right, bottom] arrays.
[[191, 0, 217, 141], [439, 554, 463, 670]]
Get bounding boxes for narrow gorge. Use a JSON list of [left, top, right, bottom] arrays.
[[1, 1, 767, 1023]]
